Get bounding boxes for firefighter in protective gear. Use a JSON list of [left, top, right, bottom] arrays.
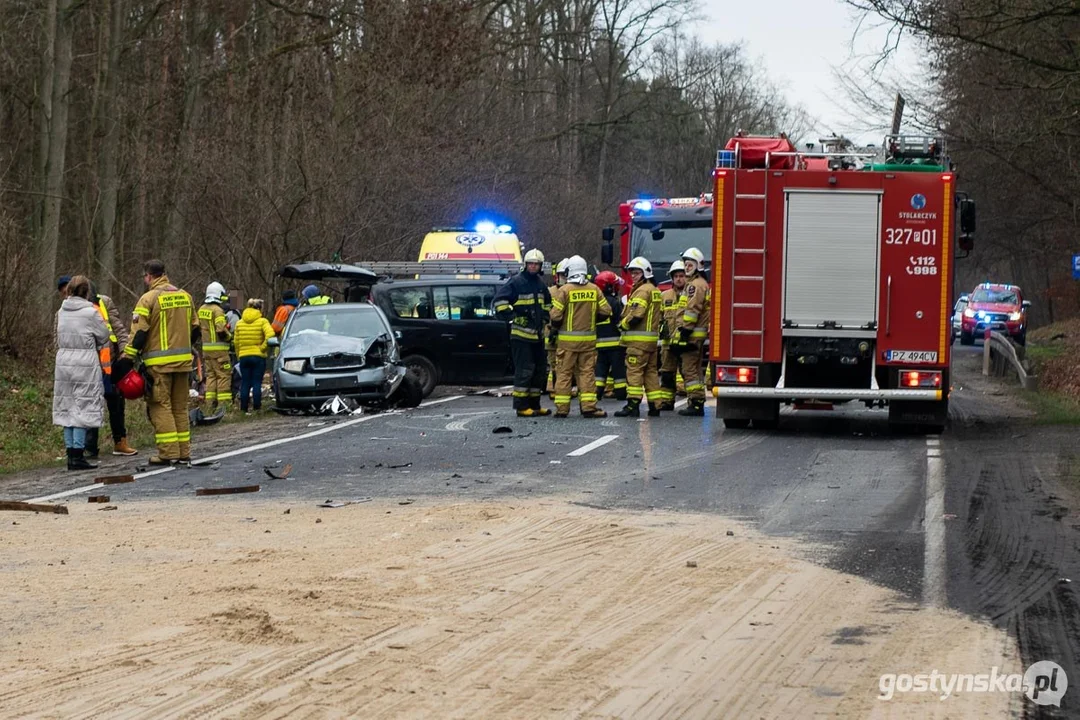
[[549, 256, 611, 418], [546, 258, 571, 394], [677, 247, 710, 415], [659, 261, 688, 411], [111, 260, 199, 465], [615, 257, 663, 417], [593, 271, 626, 401], [494, 248, 552, 417], [199, 281, 233, 411]]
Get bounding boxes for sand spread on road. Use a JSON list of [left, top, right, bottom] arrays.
[[0, 498, 1020, 718]]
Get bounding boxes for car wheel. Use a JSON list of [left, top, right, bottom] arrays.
[[403, 354, 438, 397], [392, 374, 423, 408], [960, 331, 974, 346]]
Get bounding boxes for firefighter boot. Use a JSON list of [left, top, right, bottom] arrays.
[[614, 398, 641, 417], [659, 371, 676, 411], [582, 409, 608, 418], [678, 399, 706, 417], [595, 381, 605, 402], [647, 403, 662, 417]]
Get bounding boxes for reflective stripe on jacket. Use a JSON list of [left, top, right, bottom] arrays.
[[493, 271, 551, 343], [619, 280, 662, 348], [549, 282, 611, 346], [678, 274, 710, 341], [125, 276, 197, 371], [198, 302, 232, 353]]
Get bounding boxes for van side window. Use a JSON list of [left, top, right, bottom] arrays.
[[387, 287, 433, 319], [447, 285, 497, 320]]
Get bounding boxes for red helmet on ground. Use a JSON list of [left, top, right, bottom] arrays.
[[116, 369, 146, 400], [594, 271, 621, 293]]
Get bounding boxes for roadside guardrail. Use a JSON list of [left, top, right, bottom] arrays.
[[983, 330, 1037, 390]]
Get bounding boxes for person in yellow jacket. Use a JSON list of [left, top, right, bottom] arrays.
[[233, 299, 276, 414], [659, 260, 688, 411], [549, 256, 611, 418], [615, 257, 664, 417], [111, 260, 199, 466], [675, 247, 710, 416], [199, 281, 233, 411]]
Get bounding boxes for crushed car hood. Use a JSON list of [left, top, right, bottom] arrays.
[[280, 332, 387, 358]]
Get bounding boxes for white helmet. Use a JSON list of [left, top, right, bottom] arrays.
[[681, 247, 705, 272], [625, 256, 654, 279], [555, 258, 571, 276], [566, 255, 588, 284], [668, 260, 686, 277], [205, 281, 226, 304], [523, 248, 545, 266]]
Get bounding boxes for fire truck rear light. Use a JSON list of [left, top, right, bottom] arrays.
[[903, 370, 942, 388], [717, 365, 757, 385], [941, 174, 953, 181]]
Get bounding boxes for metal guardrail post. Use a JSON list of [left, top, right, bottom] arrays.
[[982, 327, 991, 376]]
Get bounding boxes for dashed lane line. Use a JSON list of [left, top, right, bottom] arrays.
[[567, 435, 619, 457], [24, 395, 465, 504]]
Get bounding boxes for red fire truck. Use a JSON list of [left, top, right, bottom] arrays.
[[710, 134, 976, 432], [601, 195, 713, 291]]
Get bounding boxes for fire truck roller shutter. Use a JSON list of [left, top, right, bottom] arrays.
[[783, 191, 882, 332]]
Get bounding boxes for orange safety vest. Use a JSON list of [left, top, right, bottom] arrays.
[[96, 299, 118, 373]]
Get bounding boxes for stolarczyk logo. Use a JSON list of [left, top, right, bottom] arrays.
[[878, 661, 1067, 706], [910, 193, 927, 210]]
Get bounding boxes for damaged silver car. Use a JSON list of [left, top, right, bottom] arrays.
[[272, 304, 422, 410]]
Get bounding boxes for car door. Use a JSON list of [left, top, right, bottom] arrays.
[[378, 285, 441, 361], [441, 284, 509, 383]]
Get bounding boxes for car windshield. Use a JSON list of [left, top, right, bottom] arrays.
[[287, 308, 387, 339], [629, 220, 712, 267], [970, 287, 1019, 305]]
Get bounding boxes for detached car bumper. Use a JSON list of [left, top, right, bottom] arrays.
[[275, 364, 406, 407]]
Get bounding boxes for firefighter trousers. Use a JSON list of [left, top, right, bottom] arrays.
[[554, 345, 598, 413], [204, 352, 232, 405], [546, 343, 557, 392], [625, 346, 662, 406], [660, 345, 681, 403], [594, 346, 626, 400], [510, 339, 547, 411], [679, 343, 706, 401], [147, 368, 191, 460]]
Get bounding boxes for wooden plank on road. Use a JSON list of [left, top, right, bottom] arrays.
[[0, 501, 69, 514]]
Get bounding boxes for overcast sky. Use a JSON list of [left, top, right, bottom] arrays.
[[694, 0, 924, 144]]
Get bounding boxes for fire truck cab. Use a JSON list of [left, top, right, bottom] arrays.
[[601, 195, 713, 290], [710, 133, 976, 432]]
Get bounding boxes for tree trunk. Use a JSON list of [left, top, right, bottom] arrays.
[[39, 0, 76, 313], [96, 0, 125, 295], [32, 0, 57, 244]]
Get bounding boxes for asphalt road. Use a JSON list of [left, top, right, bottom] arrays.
[[12, 343, 1080, 717]]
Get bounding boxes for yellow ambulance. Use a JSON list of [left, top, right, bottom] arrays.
[[417, 223, 522, 264]]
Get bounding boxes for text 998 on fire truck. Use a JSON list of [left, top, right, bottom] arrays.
[[710, 133, 977, 433]]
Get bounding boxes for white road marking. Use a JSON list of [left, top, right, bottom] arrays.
[[24, 395, 464, 504], [923, 435, 947, 609], [567, 434, 619, 457]]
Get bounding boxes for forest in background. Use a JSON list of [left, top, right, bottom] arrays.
[[0, 0, 805, 355]]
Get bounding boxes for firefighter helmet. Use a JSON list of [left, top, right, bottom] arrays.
[[668, 260, 686, 277], [116, 369, 146, 400], [566, 255, 588, 284], [523, 248, 545, 267], [594, 271, 620, 293], [625, 256, 654, 279], [205, 281, 226, 304], [681, 247, 705, 272], [555, 258, 571, 276]]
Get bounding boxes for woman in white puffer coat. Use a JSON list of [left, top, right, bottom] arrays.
[[53, 275, 110, 470]]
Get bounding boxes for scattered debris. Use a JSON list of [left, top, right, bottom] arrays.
[[510, 432, 533, 439], [468, 389, 507, 397], [188, 461, 222, 470], [317, 499, 372, 508], [189, 405, 226, 426], [686, 560, 698, 568], [320, 395, 359, 415], [240, 517, 257, 523], [492, 426, 513, 434], [263, 464, 294, 480], [726, 530, 735, 537], [494, 444, 505, 449], [387, 462, 412, 469], [99, 505, 118, 511], [87, 495, 110, 503], [666, 485, 675, 489], [1061, 578, 1072, 584], [451, 473, 462, 478], [98, 475, 135, 485], [315, 518, 323, 524], [827, 485, 841, 489], [0, 501, 68, 515], [195, 485, 261, 496], [387, 644, 408, 650], [549, 460, 562, 464], [283, 509, 291, 514], [943, 513, 957, 520], [399, 499, 415, 505]]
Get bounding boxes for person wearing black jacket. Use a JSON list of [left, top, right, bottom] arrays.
[[593, 271, 627, 402], [494, 249, 552, 417]]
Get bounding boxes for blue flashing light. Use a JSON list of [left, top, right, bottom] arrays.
[[633, 200, 653, 212], [475, 221, 497, 233], [977, 311, 987, 319], [497, 224, 513, 233]]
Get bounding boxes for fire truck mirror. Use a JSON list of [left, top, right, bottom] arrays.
[[600, 242, 614, 265], [958, 234, 975, 253], [602, 227, 614, 243], [959, 198, 977, 234]]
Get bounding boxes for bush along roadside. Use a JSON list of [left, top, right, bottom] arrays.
[[1023, 319, 1080, 424]]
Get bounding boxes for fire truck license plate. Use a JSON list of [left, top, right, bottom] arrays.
[[885, 350, 938, 363]]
